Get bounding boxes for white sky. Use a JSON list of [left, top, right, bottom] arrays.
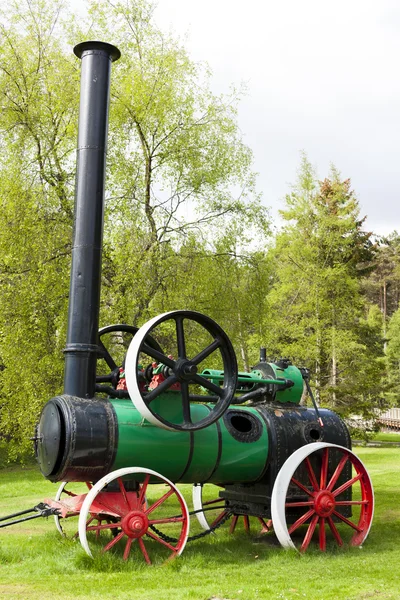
[[153, 0, 400, 237]]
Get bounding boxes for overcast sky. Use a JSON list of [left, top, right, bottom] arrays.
[[150, 0, 400, 237]]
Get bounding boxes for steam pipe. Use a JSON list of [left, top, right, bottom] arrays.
[[63, 41, 120, 398]]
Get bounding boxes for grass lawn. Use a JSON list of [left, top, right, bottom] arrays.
[[372, 432, 400, 443], [0, 447, 399, 600]]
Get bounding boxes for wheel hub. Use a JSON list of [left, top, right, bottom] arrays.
[[121, 510, 149, 538], [174, 358, 198, 381], [314, 490, 336, 517]]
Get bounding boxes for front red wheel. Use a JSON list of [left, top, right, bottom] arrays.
[[271, 443, 374, 551], [78, 468, 189, 564]]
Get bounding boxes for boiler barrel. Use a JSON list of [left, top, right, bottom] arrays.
[[35, 394, 349, 485]]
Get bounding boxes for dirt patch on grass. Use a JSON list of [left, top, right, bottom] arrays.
[[0, 583, 32, 597]]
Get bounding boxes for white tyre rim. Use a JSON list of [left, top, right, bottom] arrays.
[[125, 312, 178, 430], [54, 481, 67, 535], [192, 484, 211, 530], [78, 467, 190, 560], [271, 442, 374, 551]]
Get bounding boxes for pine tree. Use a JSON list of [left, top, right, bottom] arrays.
[[264, 156, 383, 417]]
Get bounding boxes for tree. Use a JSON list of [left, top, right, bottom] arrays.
[[0, 0, 78, 460], [362, 232, 400, 348], [79, 0, 268, 327], [0, 0, 267, 461], [262, 155, 384, 417]]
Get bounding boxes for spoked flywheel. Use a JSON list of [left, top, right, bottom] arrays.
[[125, 311, 238, 431], [271, 442, 374, 552]]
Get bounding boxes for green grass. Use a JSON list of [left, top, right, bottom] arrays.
[[372, 432, 400, 443], [0, 448, 399, 600]]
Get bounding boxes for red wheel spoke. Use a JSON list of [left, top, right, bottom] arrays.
[[64, 490, 77, 497], [117, 478, 130, 510], [285, 501, 315, 507], [288, 508, 315, 534], [332, 510, 362, 532], [146, 488, 174, 515], [123, 537, 133, 561], [258, 517, 272, 533], [146, 529, 177, 552], [335, 500, 369, 506], [87, 521, 122, 532], [305, 457, 320, 491], [85, 482, 92, 490], [291, 477, 314, 497], [300, 513, 319, 552], [102, 531, 125, 553], [211, 510, 228, 528], [229, 515, 239, 534], [326, 454, 348, 491], [138, 474, 150, 508], [319, 517, 326, 551], [139, 537, 151, 565], [149, 516, 185, 525], [320, 448, 329, 489], [332, 473, 362, 497], [327, 516, 343, 546], [203, 498, 224, 507], [243, 515, 250, 533]]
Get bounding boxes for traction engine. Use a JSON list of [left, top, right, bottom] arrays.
[[0, 41, 374, 565]]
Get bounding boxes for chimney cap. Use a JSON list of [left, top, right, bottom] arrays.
[[74, 41, 121, 62]]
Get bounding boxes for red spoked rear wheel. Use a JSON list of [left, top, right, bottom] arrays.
[[271, 442, 374, 552], [79, 467, 189, 564]]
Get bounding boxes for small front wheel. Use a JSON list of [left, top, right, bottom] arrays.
[[79, 467, 190, 564]]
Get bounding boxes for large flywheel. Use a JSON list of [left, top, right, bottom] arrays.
[[125, 311, 238, 431]]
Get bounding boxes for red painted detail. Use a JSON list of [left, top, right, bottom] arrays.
[[44, 494, 87, 518], [243, 515, 250, 532], [258, 518, 272, 533], [116, 367, 128, 390], [121, 510, 149, 538], [314, 490, 336, 517], [148, 356, 181, 391], [286, 447, 374, 551], [148, 372, 181, 391], [83, 473, 189, 563], [229, 514, 238, 534]]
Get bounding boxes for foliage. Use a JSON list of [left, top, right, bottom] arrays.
[[0, 0, 266, 460], [0, 0, 77, 459], [259, 156, 385, 416]]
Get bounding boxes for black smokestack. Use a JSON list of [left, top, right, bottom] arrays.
[[63, 41, 120, 398]]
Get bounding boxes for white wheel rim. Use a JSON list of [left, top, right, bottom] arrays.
[[54, 481, 67, 535], [192, 484, 211, 530], [125, 312, 178, 430], [78, 467, 190, 559], [271, 442, 374, 551]]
